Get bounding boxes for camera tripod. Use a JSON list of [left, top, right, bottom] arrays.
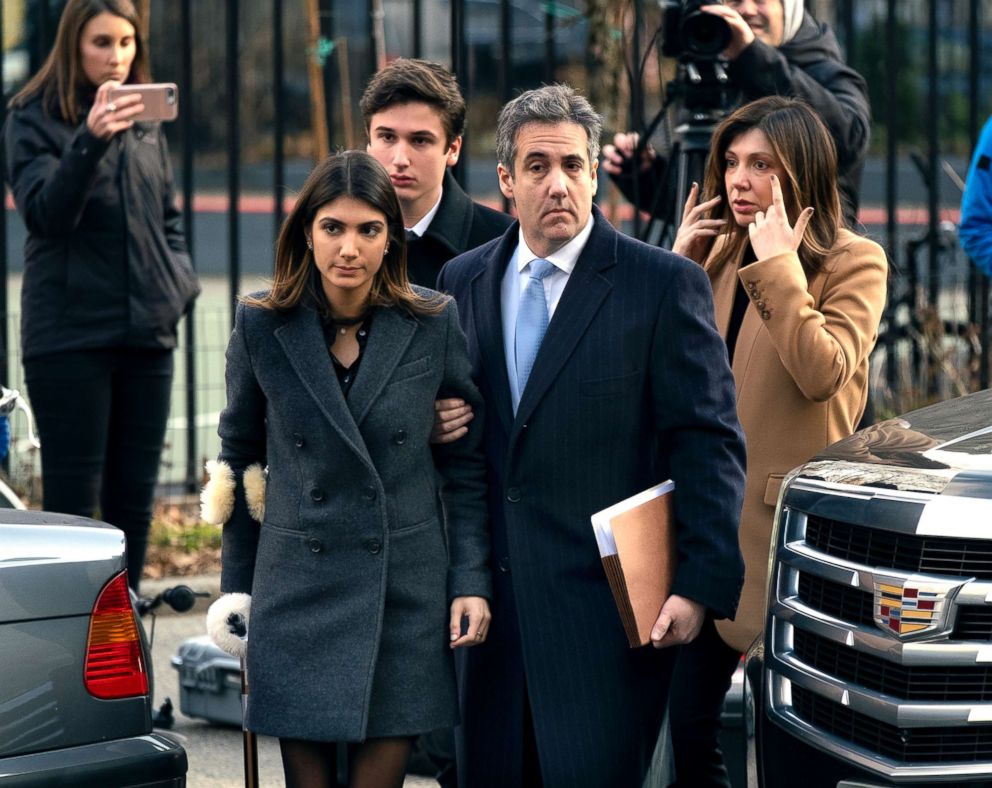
[[637, 111, 724, 248]]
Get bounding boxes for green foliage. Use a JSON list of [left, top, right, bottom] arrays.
[[149, 519, 222, 553]]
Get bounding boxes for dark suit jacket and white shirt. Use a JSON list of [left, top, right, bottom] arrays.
[[438, 206, 746, 787]]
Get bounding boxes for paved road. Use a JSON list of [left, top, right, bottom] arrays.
[[147, 605, 439, 788]]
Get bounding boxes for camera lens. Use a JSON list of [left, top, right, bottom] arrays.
[[682, 8, 732, 57], [166, 87, 176, 105]]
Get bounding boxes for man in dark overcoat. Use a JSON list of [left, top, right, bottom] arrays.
[[437, 85, 747, 787]]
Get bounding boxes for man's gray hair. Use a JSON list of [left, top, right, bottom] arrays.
[[496, 84, 603, 172]]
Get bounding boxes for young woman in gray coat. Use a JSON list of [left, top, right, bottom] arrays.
[[203, 151, 492, 788]]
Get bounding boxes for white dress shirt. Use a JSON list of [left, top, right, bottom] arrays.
[[405, 188, 443, 237], [501, 215, 595, 408]]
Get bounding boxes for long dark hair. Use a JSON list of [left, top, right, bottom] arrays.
[[9, 0, 150, 124], [247, 150, 445, 316], [702, 96, 847, 277]]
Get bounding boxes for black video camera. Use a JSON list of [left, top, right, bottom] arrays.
[[661, 0, 732, 61]]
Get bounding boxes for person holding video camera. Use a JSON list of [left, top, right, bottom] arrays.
[[603, 0, 870, 229], [3, 0, 199, 591]]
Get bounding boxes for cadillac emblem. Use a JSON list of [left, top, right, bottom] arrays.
[[872, 573, 966, 640]]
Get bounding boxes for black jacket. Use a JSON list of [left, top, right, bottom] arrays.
[[615, 13, 870, 229], [406, 170, 512, 289], [3, 94, 200, 361]]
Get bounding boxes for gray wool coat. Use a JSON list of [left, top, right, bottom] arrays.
[[217, 289, 491, 742]]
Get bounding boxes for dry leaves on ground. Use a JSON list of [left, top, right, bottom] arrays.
[[144, 497, 222, 579]]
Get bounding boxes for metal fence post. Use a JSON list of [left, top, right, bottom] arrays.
[[273, 0, 286, 235], [883, 0, 898, 396], [499, 0, 512, 213], [926, 0, 939, 310], [36, 0, 50, 71], [544, 4, 556, 84], [838, 0, 855, 65], [450, 0, 466, 186], [630, 0, 644, 238], [181, 0, 198, 493], [412, 0, 422, 57], [227, 0, 241, 322]]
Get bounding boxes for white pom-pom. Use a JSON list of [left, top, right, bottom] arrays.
[[206, 592, 251, 658], [243, 463, 267, 523], [201, 460, 235, 525]]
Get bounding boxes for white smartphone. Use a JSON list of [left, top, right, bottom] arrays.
[[107, 82, 179, 122]]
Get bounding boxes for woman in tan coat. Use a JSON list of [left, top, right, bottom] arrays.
[[667, 96, 887, 787]]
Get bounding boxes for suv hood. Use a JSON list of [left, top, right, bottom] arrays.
[[797, 388, 992, 495]]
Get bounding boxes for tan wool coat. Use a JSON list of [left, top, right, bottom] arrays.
[[707, 229, 888, 652]]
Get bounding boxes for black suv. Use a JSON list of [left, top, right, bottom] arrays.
[[746, 388, 992, 787]]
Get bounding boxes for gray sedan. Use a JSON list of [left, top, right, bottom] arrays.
[[0, 510, 187, 787]]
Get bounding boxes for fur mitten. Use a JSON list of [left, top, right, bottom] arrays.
[[200, 460, 266, 525], [206, 592, 251, 658], [200, 460, 235, 525]]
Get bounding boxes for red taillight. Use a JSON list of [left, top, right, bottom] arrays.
[[84, 571, 148, 699]]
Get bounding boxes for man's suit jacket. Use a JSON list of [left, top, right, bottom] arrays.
[[438, 208, 746, 787], [217, 291, 490, 743], [405, 169, 512, 288]]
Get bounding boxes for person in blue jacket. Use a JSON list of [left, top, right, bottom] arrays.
[[960, 115, 992, 277]]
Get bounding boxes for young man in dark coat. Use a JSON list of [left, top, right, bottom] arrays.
[[604, 0, 870, 228], [361, 58, 511, 786], [438, 84, 746, 788], [361, 58, 512, 289]]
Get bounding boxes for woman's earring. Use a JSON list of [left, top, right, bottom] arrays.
[[384, 244, 390, 255], [306, 238, 313, 251]]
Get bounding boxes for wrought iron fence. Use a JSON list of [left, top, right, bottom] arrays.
[[0, 0, 990, 508]]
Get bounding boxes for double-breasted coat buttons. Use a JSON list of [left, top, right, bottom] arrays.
[[294, 433, 305, 448], [310, 487, 325, 502], [363, 485, 377, 501], [364, 538, 382, 555], [308, 538, 323, 553], [392, 429, 407, 445]]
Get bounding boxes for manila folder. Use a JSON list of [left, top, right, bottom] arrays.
[[595, 482, 676, 647]]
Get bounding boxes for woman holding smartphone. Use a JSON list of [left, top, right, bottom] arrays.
[[3, 0, 199, 591], [665, 95, 887, 786], [204, 150, 491, 788]]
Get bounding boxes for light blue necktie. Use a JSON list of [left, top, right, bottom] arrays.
[[514, 258, 556, 400]]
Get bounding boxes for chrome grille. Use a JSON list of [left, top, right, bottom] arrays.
[[805, 515, 992, 579], [957, 607, 992, 641], [792, 686, 992, 763], [765, 477, 992, 781], [797, 571, 992, 641], [793, 628, 992, 702], [797, 571, 874, 627]]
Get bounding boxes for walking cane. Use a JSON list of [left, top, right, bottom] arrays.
[[224, 610, 259, 788], [240, 656, 260, 788]]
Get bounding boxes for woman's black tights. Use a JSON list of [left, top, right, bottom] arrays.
[[279, 737, 412, 788]]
